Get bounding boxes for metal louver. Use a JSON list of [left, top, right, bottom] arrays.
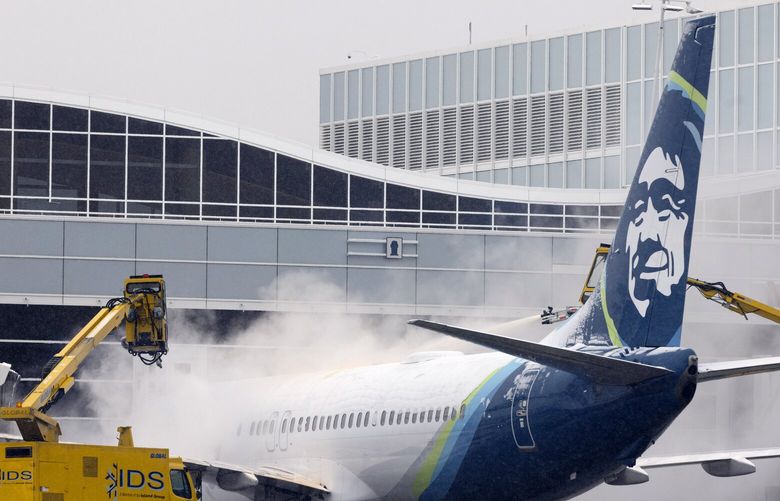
[[549, 93, 564, 154], [409, 112, 423, 170], [605, 85, 621, 147], [391, 114, 406, 168], [477, 103, 492, 163], [567, 90, 583, 151], [347, 121, 359, 158], [530, 95, 546, 157], [494, 100, 509, 160], [459, 105, 475, 165], [586, 87, 602, 150], [376, 117, 390, 166], [511, 97, 527, 158], [425, 109, 441, 169], [319, 125, 332, 151], [442, 108, 457, 166], [361, 119, 374, 161], [333, 123, 345, 155]]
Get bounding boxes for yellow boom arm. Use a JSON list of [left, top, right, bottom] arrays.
[[0, 275, 168, 442]]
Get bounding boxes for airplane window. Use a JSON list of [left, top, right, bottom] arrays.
[[427, 410, 434, 422], [451, 407, 457, 420], [340, 414, 347, 429], [320, 416, 326, 430], [250, 422, 256, 436], [419, 410, 425, 423], [404, 411, 410, 424], [381, 411, 387, 425], [443, 407, 450, 420], [305, 417, 310, 432], [435, 408, 441, 422], [356, 412, 362, 428], [460, 404, 466, 419], [326, 416, 332, 430], [396, 412, 402, 425], [312, 416, 318, 431], [411, 411, 417, 424], [289, 418, 295, 433], [297, 418, 303, 433], [372, 411, 377, 426], [364, 412, 370, 427], [348, 413, 354, 428], [262, 421, 269, 435], [282, 419, 288, 433], [388, 411, 395, 425]]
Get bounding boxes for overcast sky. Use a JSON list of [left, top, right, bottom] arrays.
[[1, 0, 740, 147]]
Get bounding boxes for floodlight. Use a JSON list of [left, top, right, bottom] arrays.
[[685, 2, 703, 14], [632, 3, 653, 10], [662, 4, 685, 11]]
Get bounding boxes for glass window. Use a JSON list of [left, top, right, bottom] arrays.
[[127, 136, 162, 201], [203, 139, 237, 204], [53, 106, 87, 132], [719, 69, 734, 133], [548, 162, 563, 188], [388, 411, 395, 425], [460, 52, 474, 103], [645, 22, 659, 78], [626, 26, 641, 81], [380, 411, 386, 426], [348, 70, 359, 119], [326, 416, 332, 430], [409, 59, 423, 111], [495, 46, 509, 99], [393, 62, 407, 113], [567, 35, 582, 88], [350, 175, 383, 208], [529, 164, 545, 186], [757, 4, 774, 62], [757, 130, 772, 170], [720, 11, 735, 67], [494, 168, 509, 184], [737, 134, 754, 172], [14, 101, 50, 130], [276, 154, 311, 206], [423, 190, 455, 211], [282, 419, 287, 434], [644, 80, 656, 133], [566, 159, 582, 188], [718, 135, 734, 174], [476, 170, 490, 183], [348, 413, 354, 428], [738, 7, 754, 65], [477, 49, 492, 101], [239, 144, 274, 205], [320, 74, 332, 123], [604, 156, 620, 188], [586, 31, 602, 86], [169, 469, 192, 499], [90, 134, 125, 200], [314, 165, 347, 207], [626, 145, 640, 183], [356, 412, 363, 428], [376, 65, 390, 115], [164, 137, 199, 202], [605, 28, 620, 83], [361, 68, 373, 117], [364, 412, 369, 427], [0, 100, 10, 129], [459, 196, 491, 212], [585, 158, 601, 188], [14, 132, 49, 196], [426, 57, 440, 108], [51, 133, 87, 199], [549, 37, 564, 91], [427, 409, 434, 422], [626, 82, 641, 145], [663, 19, 678, 74], [91, 111, 125, 133], [511, 166, 527, 185], [443, 54, 457, 106], [700, 137, 714, 177], [530, 41, 546, 93], [435, 408, 441, 422], [757, 66, 773, 129], [333, 72, 345, 121], [129, 117, 163, 135], [0, 132, 10, 203], [737, 67, 754, 132], [512, 43, 528, 95], [386, 184, 419, 210], [165, 124, 199, 137]]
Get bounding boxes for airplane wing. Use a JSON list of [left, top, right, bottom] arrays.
[[697, 357, 780, 382], [183, 458, 329, 499], [636, 448, 780, 477], [408, 320, 672, 385]]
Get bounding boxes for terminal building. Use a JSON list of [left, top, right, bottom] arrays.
[[0, 3, 779, 490]]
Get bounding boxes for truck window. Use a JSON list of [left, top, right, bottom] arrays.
[[170, 469, 192, 499]]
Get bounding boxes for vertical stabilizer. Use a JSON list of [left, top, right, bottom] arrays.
[[572, 16, 715, 348]]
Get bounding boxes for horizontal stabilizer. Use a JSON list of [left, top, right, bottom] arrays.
[[697, 357, 780, 382], [408, 320, 672, 385], [637, 448, 780, 477]]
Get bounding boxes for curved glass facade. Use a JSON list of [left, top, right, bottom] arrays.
[[0, 98, 624, 233]]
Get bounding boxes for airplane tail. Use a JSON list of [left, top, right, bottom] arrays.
[[575, 16, 715, 348]]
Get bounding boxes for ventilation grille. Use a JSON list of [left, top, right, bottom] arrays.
[[409, 112, 423, 170], [375, 117, 390, 166], [43, 495, 64, 501], [549, 93, 564, 154], [442, 108, 457, 166], [83, 456, 98, 478], [605, 85, 621, 147], [567, 90, 583, 151], [530, 95, 546, 157], [346, 121, 359, 158], [391, 115, 406, 168], [586, 87, 602, 149], [477, 103, 492, 162], [511, 97, 527, 158], [319, 125, 332, 151], [459, 105, 474, 165], [333, 123, 345, 155], [425, 110, 440, 169], [494, 100, 510, 161], [361, 119, 373, 162]]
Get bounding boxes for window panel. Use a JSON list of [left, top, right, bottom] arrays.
[[529, 164, 544, 186], [90, 111, 125, 133], [495, 46, 509, 99], [51, 133, 87, 198], [719, 69, 734, 133], [458, 213, 490, 227], [128, 136, 163, 201], [662, 19, 678, 74], [718, 135, 734, 174], [203, 204, 236, 219], [409, 59, 423, 111], [512, 43, 528, 95], [737, 134, 754, 172], [313, 208, 346, 222], [314, 165, 347, 207], [90, 134, 126, 200], [203, 139, 237, 204], [443, 55, 457, 105], [239, 206, 273, 220], [511, 166, 527, 185], [566, 159, 582, 188], [53, 106, 88, 132], [548, 162, 563, 188], [14, 101, 50, 130], [626, 26, 641, 81], [737, 67, 753, 132], [350, 175, 383, 208], [276, 207, 310, 221], [605, 28, 620, 83], [495, 201, 527, 214], [719, 11, 735, 67], [0, 100, 10, 129], [549, 37, 564, 91], [333, 72, 345, 121], [386, 183, 419, 210], [320, 74, 331, 123], [239, 144, 274, 205], [276, 154, 311, 206], [738, 7, 754, 65], [586, 31, 602, 86], [164, 202, 198, 217], [604, 155, 620, 188], [426, 57, 440, 108], [644, 23, 659, 78], [585, 158, 601, 188], [128, 117, 163, 135], [757, 130, 772, 170], [460, 52, 474, 103], [376, 65, 390, 116], [459, 196, 491, 212], [361, 68, 373, 117], [165, 124, 199, 137], [0, 132, 9, 200], [422, 190, 455, 211], [700, 137, 715, 177], [626, 145, 640, 183], [477, 49, 492, 101], [757, 64, 773, 129], [494, 168, 509, 184], [530, 41, 545, 93], [127, 201, 161, 215], [531, 203, 563, 215], [386, 210, 419, 224], [164, 137, 199, 202], [348, 70, 360, 119], [393, 62, 407, 113], [757, 4, 774, 62], [567, 35, 582, 88], [627, 82, 641, 145]]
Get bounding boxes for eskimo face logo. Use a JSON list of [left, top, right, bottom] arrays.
[[625, 146, 690, 317]]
